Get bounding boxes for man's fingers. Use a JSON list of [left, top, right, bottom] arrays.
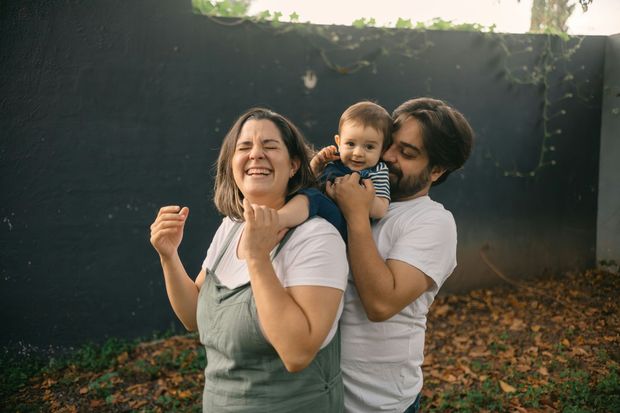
[[361, 178, 375, 191], [325, 181, 335, 198]]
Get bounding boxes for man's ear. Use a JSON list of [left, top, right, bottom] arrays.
[[429, 165, 447, 183]]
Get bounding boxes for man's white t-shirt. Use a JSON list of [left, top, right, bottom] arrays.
[[202, 216, 349, 348], [340, 196, 457, 412]]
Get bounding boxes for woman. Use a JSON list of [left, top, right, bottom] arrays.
[[150, 108, 348, 412]]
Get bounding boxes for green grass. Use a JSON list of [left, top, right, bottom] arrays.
[[1, 328, 181, 401], [0, 350, 47, 401], [426, 368, 620, 413]]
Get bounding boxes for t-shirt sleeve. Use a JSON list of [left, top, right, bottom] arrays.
[[369, 162, 390, 200], [278, 219, 349, 291], [386, 211, 457, 289]]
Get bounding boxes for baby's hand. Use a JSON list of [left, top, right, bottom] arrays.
[[310, 145, 340, 176]]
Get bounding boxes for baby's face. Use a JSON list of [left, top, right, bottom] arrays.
[[335, 121, 384, 171]]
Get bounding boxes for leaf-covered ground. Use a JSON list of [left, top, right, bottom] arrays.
[[5, 269, 619, 412]]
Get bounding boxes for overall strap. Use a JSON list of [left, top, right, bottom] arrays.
[[270, 225, 297, 260], [210, 222, 242, 273]]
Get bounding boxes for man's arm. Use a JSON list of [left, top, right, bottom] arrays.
[[327, 174, 433, 321]]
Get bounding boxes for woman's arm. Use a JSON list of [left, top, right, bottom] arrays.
[[150, 205, 201, 331], [240, 199, 345, 372]]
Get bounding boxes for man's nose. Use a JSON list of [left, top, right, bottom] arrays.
[[382, 144, 396, 162]]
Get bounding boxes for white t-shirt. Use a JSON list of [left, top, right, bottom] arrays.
[[340, 196, 457, 413], [202, 216, 349, 348]]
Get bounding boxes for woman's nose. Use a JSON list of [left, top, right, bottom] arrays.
[[249, 144, 264, 159]]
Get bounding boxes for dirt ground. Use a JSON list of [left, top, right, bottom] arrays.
[[5, 268, 619, 412]]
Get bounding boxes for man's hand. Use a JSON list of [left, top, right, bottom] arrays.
[[326, 173, 375, 222]]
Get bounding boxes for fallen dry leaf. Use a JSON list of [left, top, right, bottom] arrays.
[[499, 380, 517, 393]]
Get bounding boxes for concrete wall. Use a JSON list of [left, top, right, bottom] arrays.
[[597, 34, 620, 266], [0, 0, 607, 349]]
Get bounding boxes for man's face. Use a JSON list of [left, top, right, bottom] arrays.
[[382, 117, 443, 201]]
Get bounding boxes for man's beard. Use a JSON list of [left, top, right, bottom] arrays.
[[387, 163, 431, 201]]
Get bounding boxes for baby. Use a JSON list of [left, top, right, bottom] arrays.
[[279, 101, 392, 237]]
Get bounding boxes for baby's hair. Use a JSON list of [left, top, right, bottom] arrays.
[[338, 101, 392, 151]]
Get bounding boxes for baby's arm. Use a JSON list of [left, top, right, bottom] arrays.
[[310, 145, 339, 176], [278, 195, 309, 229], [280, 188, 347, 240], [369, 196, 389, 219], [367, 162, 390, 219]]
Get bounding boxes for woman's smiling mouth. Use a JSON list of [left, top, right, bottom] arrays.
[[246, 168, 271, 176]]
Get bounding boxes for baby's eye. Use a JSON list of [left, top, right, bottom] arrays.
[[345, 142, 355, 147], [365, 145, 376, 150]]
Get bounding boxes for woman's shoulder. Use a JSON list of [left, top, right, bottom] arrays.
[[293, 217, 341, 238], [283, 217, 344, 252], [278, 218, 348, 274]]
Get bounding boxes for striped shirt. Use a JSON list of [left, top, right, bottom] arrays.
[[320, 160, 391, 201]]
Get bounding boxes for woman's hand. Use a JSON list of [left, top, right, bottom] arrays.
[[239, 199, 287, 261], [310, 145, 339, 176], [150, 205, 189, 260]]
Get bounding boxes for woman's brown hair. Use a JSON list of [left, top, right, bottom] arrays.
[[213, 108, 316, 220]]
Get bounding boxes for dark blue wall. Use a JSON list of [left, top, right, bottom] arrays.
[[0, 0, 606, 349]]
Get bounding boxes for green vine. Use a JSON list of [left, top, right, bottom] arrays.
[[192, 0, 591, 178], [485, 33, 586, 177], [190, 1, 496, 76]]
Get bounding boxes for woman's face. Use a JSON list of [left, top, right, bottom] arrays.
[[232, 119, 299, 209]]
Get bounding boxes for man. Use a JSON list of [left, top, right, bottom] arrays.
[[326, 97, 474, 413]]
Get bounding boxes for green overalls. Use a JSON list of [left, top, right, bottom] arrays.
[[197, 222, 344, 413]]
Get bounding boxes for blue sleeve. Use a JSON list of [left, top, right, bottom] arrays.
[[296, 188, 348, 242]]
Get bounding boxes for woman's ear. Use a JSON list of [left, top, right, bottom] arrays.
[[290, 158, 301, 177]]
